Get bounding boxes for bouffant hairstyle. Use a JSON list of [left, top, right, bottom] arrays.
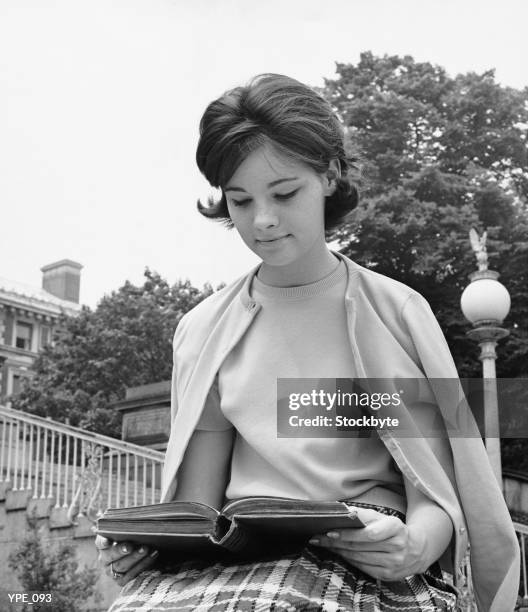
[[195, 73, 359, 231]]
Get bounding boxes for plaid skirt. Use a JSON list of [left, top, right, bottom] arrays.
[[107, 503, 459, 612]]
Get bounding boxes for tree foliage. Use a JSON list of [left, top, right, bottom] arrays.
[[322, 53, 528, 470], [323, 52, 528, 378], [7, 517, 99, 612], [12, 270, 214, 437]]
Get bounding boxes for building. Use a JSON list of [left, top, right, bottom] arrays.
[[0, 260, 82, 402]]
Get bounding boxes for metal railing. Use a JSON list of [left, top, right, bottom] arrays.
[[0, 405, 164, 521]]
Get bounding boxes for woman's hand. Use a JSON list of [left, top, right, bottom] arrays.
[[308, 506, 428, 582], [95, 535, 159, 587]]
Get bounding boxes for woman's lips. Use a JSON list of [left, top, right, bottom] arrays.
[[256, 234, 291, 245]]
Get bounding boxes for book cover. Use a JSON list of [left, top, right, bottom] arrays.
[[96, 496, 365, 556]]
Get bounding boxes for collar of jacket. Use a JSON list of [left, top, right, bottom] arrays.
[[161, 251, 519, 612]]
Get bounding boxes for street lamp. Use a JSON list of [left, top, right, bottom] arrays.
[[460, 229, 511, 486]]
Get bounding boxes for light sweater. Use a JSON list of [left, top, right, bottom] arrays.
[[163, 251, 521, 609], [197, 259, 406, 512]]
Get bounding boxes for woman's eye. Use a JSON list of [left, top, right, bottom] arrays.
[[231, 198, 251, 207], [275, 189, 298, 201]]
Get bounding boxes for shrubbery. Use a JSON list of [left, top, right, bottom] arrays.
[[8, 517, 100, 612]]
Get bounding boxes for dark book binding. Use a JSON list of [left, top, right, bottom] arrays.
[[96, 496, 365, 555]]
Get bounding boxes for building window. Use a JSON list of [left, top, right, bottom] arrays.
[[40, 325, 51, 349], [15, 322, 33, 351]]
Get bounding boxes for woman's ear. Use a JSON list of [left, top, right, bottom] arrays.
[[323, 159, 341, 196]]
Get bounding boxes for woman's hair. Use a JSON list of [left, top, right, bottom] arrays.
[[195, 73, 359, 231]]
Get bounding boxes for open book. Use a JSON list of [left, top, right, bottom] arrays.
[[96, 496, 365, 555]]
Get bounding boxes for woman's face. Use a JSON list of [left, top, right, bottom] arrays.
[[224, 144, 334, 270]]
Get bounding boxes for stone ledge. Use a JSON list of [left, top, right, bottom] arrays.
[[5, 489, 33, 511], [0, 482, 12, 501], [49, 506, 75, 530], [26, 497, 55, 519]]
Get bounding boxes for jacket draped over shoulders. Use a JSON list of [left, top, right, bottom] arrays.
[[161, 251, 520, 612]]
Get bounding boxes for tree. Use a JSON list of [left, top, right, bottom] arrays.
[[7, 517, 99, 612], [12, 270, 214, 438], [322, 53, 528, 470], [322, 52, 528, 378]]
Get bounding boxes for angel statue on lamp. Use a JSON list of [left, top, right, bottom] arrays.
[[469, 228, 488, 271]]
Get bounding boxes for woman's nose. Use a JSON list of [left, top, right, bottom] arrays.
[[253, 202, 279, 230]]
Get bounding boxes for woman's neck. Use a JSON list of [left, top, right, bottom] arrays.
[[257, 243, 339, 288]]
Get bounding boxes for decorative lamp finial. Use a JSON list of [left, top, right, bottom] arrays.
[[469, 228, 488, 271]]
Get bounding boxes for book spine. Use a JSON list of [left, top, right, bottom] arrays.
[[213, 517, 251, 553]]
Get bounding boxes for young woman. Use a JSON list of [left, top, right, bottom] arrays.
[[96, 74, 519, 611]]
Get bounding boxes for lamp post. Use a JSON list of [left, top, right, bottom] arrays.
[[460, 229, 510, 486]]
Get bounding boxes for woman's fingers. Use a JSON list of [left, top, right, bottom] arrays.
[[98, 541, 136, 566], [310, 532, 403, 551], [310, 515, 404, 548], [95, 535, 160, 586], [112, 541, 135, 556], [347, 506, 389, 525], [311, 537, 391, 552], [110, 545, 152, 574], [344, 508, 406, 542], [113, 550, 159, 587]]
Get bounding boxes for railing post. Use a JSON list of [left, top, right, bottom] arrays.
[[63, 435, 70, 508], [55, 433, 63, 507], [48, 430, 55, 499], [33, 426, 41, 498], [13, 420, 21, 491], [20, 421, 27, 490], [116, 452, 121, 509], [27, 423, 34, 494], [151, 461, 155, 504], [78, 440, 85, 517], [6, 419, 13, 484], [142, 457, 147, 505], [107, 450, 113, 508], [40, 427, 48, 498], [71, 437, 78, 508], [125, 454, 130, 507], [134, 454, 138, 507]]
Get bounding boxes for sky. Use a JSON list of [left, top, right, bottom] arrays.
[[1, 0, 527, 308]]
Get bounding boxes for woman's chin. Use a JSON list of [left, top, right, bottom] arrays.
[[259, 251, 299, 268], [249, 242, 296, 267]]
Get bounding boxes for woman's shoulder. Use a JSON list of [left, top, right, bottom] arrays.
[[342, 255, 425, 313], [173, 268, 254, 345]]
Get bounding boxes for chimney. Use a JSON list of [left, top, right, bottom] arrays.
[[41, 259, 83, 303]]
